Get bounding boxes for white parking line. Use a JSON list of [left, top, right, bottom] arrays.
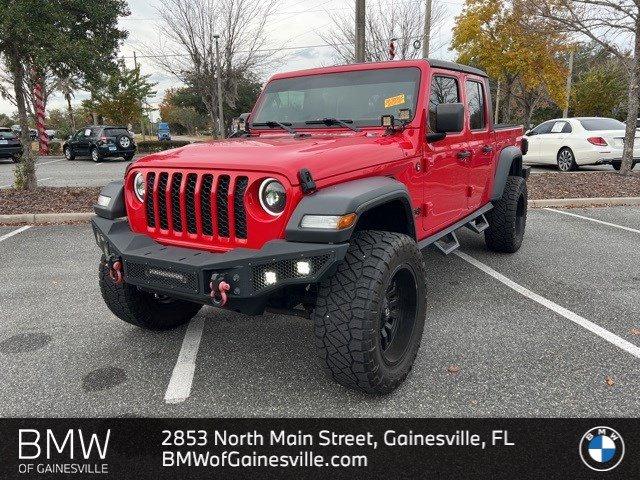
[[455, 250, 640, 360], [0, 225, 32, 243], [164, 316, 205, 404], [38, 159, 65, 166], [544, 208, 640, 234]]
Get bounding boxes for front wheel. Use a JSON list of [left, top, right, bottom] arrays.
[[312, 231, 427, 394], [557, 148, 576, 172], [485, 175, 527, 253], [99, 259, 202, 329]]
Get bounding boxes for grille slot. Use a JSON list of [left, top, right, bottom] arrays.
[[200, 174, 214, 236], [170, 173, 183, 232], [234, 176, 248, 239], [145, 172, 156, 227], [216, 175, 230, 237], [186, 173, 197, 234], [158, 173, 169, 230]]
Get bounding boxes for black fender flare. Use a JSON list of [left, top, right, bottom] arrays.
[[285, 176, 416, 243], [94, 181, 126, 219], [491, 146, 524, 201]]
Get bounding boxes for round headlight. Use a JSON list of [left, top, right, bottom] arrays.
[[133, 172, 145, 202], [259, 178, 286, 216]]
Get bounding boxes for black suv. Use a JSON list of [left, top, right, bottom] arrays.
[[0, 127, 23, 163], [63, 126, 136, 162]]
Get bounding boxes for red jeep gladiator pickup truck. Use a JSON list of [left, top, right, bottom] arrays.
[[92, 59, 528, 394]]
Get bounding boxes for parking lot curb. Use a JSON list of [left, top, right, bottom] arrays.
[[529, 197, 640, 208], [0, 212, 93, 224]]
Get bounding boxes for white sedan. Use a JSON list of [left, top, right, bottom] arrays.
[[523, 117, 640, 172]]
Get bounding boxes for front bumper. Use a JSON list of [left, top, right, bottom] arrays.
[[91, 216, 348, 314]]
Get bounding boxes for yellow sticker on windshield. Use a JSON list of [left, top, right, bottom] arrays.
[[384, 94, 406, 109]]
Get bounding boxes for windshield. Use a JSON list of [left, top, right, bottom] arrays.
[[579, 118, 625, 131], [252, 67, 421, 129]]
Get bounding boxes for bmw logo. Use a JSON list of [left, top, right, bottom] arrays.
[[579, 426, 625, 472]]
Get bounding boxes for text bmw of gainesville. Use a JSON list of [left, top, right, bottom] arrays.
[[162, 429, 514, 468]]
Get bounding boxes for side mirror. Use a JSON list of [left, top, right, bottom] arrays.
[[525, 130, 536, 136], [435, 103, 465, 133]]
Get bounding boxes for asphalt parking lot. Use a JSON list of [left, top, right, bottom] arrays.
[[1, 206, 639, 417], [0, 155, 136, 189]]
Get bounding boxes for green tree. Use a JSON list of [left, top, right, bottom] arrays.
[[0, 0, 129, 189], [452, 0, 568, 126], [0, 112, 12, 127], [572, 64, 627, 118], [83, 61, 156, 126]]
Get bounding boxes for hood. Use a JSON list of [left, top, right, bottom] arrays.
[[133, 132, 417, 185]]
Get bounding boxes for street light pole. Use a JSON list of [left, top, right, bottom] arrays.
[[213, 34, 225, 139], [355, 0, 366, 63], [423, 0, 432, 58], [563, 49, 574, 118]]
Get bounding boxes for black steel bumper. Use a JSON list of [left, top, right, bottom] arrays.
[[91, 216, 348, 314], [0, 146, 23, 158]]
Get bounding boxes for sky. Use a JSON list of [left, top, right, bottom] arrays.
[[0, 0, 464, 119]]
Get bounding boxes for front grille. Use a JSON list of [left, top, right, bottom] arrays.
[[250, 254, 332, 291], [144, 171, 249, 243]]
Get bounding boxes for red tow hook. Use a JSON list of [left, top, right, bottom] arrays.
[[210, 280, 231, 307], [109, 260, 124, 285]]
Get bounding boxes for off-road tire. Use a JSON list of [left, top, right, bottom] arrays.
[[99, 259, 202, 330], [485, 175, 527, 253], [64, 146, 74, 161], [312, 231, 427, 394]]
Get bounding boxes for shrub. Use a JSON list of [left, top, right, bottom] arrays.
[[136, 140, 192, 153], [48, 141, 62, 155]]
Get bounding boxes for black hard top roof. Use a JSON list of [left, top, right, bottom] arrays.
[[427, 59, 488, 77]]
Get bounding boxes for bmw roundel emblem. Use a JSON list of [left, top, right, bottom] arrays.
[[579, 426, 625, 471]]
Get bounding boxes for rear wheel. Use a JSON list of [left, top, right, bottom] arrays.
[[485, 175, 527, 253], [557, 148, 576, 172], [98, 259, 202, 330], [312, 231, 427, 394], [123, 153, 135, 162], [91, 147, 101, 163], [612, 162, 621, 171]]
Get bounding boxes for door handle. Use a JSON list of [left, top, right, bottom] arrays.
[[457, 150, 472, 160], [482, 145, 493, 154]]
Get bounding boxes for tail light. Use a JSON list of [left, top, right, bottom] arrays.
[[100, 136, 108, 144], [587, 137, 607, 146]]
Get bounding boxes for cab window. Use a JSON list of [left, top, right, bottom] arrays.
[[428, 76, 460, 132], [465, 80, 486, 130]]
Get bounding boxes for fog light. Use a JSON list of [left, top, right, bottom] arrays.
[[296, 261, 311, 275], [264, 271, 277, 285], [97, 194, 111, 207]]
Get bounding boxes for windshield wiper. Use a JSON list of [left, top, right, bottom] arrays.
[[251, 121, 297, 134], [305, 118, 361, 132]]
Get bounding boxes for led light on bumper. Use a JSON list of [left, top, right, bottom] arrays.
[[296, 261, 311, 275], [300, 213, 357, 230], [97, 194, 111, 207]]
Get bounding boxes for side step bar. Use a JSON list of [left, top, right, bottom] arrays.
[[417, 204, 493, 256], [434, 232, 460, 255], [465, 214, 489, 234]]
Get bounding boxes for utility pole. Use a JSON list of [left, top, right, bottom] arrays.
[[423, 0, 432, 58], [355, 0, 366, 63], [563, 49, 574, 118], [214, 34, 225, 138], [133, 51, 146, 141]]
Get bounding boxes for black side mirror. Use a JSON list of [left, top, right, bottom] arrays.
[[525, 130, 536, 136], [435, 103, 465, 133]]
